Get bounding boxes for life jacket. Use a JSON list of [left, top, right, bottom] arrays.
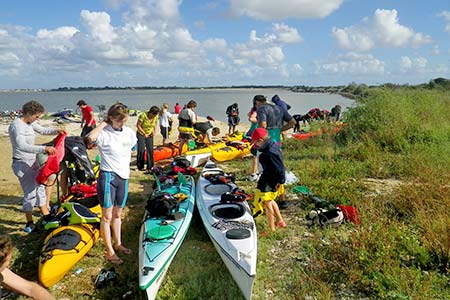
[[43, 202, 100, 230], [36, 132, 67, 185], [178, 109, 193, 127]]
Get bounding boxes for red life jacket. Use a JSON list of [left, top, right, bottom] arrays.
[[36, 132, 67, 185]]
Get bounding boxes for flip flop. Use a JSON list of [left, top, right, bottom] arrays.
[[105, 254, 123, 265], [115, 245, 132, 255]]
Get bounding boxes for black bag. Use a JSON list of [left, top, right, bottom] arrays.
[[172, 157, 191, 168], [146, 193, 178, 218]]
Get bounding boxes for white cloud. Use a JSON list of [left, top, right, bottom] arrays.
[[0, 0, 304, 86], [315, 52, 385, 75], [399, 56, 412, 69], [230, 0, 343, 20], [438, 11, 450, 34], [272, 23, 303, 43], [333, 9, 432, 52]]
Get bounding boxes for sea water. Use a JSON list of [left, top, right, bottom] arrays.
[[0, 89, 353, 122]]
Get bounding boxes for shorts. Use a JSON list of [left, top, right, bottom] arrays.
[[252, 184, 284, 217], [228, 116, 240, 126], [12, 159, 46, 212], [97, 171, 129, 209]]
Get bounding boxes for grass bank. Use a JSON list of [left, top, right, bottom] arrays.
[[3, 88, 449, 299]]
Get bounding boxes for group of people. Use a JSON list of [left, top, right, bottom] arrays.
[[292, 104, 342, 132], [3, 93, 317, 297]]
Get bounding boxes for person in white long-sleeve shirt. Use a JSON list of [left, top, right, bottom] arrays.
[[8, 101, 64, 233]]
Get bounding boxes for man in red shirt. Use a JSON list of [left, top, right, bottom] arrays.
[[77, 100, 96, 136]]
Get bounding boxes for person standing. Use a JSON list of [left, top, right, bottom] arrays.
[[87, 103, 136, 265], [250, 128, 287, 235], [174, 102, 182, 114], [253, 95, 295, 208], [8, 100, 64, 233], [330, 104, 342, 121], [226, 103, 240, 135], [0, 236, 64, 299], [177, 100, 197, 154], [77, 100, 96, 137], [246, 100, 261, 182], [136, 106, 160, 172], [159, 103, 172, 145]]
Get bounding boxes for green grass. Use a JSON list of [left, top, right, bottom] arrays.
[[2, 87, 450, 299]]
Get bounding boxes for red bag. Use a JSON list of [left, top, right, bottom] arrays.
[[337, 204, 361, 225]]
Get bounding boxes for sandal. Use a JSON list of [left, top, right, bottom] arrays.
[[278, 221, 287, 228], [115, 245, 132, 255], [105, 254, 123, 265]]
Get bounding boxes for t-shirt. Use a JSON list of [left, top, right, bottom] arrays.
[[81, 105, 96, 126], [159, 111, 172, 127], [8, 118, 58, 161], [95, 125, 136, 179], [138, 113, 159, 135], [256, 104, 293, 143], [178, 109, 196, 127]]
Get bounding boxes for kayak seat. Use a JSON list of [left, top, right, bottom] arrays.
[[210, 203, 245, 219], [204, 184, 233, 195], [147, 225, 175, 241], [226, 228, 251, 240]]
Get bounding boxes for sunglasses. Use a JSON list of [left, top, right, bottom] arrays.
[[115, 104, 128, 110]]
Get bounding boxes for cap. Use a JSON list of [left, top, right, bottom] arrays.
[[207, 116, 215, 121], [251, 127, 268, 141], [77, 100, 87, 106]]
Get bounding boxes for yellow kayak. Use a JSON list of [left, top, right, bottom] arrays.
[[211, 141, 251, 162], [38, 204, 101, 287]]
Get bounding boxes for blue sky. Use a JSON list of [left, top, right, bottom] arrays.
[[0, 0, 449, 89]]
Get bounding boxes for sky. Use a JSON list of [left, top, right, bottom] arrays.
[[0, 0, 449, 89]]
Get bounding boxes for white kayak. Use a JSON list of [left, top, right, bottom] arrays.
[[196, 161, 257, 300], [138, 173, 195, 300]]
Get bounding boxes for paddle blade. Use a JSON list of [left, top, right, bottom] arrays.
[[177, 172, 187, 185], [154, 174, 161, 190]]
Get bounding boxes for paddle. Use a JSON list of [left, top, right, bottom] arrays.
[[292, 185, 331, 208], [177, 171, 187, 189], [153, 174, 162, 191]]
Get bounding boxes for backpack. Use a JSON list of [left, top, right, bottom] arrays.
[[306, 207, 343, 227], [146, 192, 179, 219]]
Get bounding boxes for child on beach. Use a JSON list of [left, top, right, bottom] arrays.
[[251, 127, 287, 235], [87, 103, 137, 264], [8, 100, 65, 233]]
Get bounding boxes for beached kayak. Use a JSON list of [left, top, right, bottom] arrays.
[[38, 203, 101, 287], [211, 141, 251, 162], [196, 161, 257, 300], [138, 174, 195, 300]]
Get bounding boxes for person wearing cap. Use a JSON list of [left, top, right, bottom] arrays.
[[253, 95, 295, 208], [77, 100, 96, 137], [250, 127, 287, 235], [193, 116, 220, 144], [8, 101, 65, 233]]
